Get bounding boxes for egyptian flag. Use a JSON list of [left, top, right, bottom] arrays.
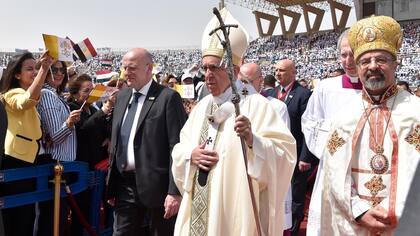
[[66, 37, 79, 61], [101, 59, 113, 67], [73, 38, 97, 62]]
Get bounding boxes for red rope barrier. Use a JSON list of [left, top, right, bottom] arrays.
[[65, 186, 99, 236]]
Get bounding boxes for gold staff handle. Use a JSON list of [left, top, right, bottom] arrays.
[[53, 162, 64, 236]]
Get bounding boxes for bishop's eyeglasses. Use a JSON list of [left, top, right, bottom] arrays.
[[357, 56, 395, 68]]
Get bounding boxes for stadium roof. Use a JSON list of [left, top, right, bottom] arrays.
[[225, 0, 354, 37]]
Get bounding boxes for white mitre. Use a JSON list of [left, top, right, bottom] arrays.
[[201, 7, 249, 66]]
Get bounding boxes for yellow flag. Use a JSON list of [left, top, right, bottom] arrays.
[[43, 34, 74, 61], [174, 84, 194, 99]]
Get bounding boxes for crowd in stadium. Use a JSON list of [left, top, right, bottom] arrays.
[[1, 22, 419, 89], [0, 13, 420, 236]]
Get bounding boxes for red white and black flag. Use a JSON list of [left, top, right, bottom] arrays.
[[66, 36, 79, 61], [101, 59, 113, 67], [73, 38, 97, 62]]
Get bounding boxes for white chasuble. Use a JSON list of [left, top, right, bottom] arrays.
[[321, 88, 420, 236], [302, 75, 362, 235], [172, 89, 297, 236]]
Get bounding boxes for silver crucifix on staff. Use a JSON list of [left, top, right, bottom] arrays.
[[209, 7, 263, 236]]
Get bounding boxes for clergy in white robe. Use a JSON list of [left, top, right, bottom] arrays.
[[172, 12, 298, 233], [302, 30, 362, 236], [321, 86, 420, 235], [238, 62, 293, 231], [321, 15, 420, 235], [172, 86, 297, 235]]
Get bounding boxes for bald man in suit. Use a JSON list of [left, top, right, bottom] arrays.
[[269, 59, 318, 235], [106, 48, 187, 236]]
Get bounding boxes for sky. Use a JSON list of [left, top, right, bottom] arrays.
[[0, 0, 356, 51]]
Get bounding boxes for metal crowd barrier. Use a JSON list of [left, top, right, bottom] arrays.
[[0, 161, 113, 236]]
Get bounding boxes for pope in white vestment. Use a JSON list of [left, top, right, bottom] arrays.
[[173, 8, 296, 235], [172, 85, 297, 235]]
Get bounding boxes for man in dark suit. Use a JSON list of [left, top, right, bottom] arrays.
[[106, 48, 187, 236], [269, 59, 318, 236]]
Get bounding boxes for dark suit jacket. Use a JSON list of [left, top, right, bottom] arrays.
[[269, 82, 318, 165], [106, 81, 187, 207], [68, 102, 110, 170]]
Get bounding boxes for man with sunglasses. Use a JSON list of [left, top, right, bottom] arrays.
[[172, 8, 296, 236], [321, 16, 420, 235]]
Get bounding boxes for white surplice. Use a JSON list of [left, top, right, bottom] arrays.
[[172, 87, 297, 236], [267, 96, 292, 230], [321, 89, 420, 235], [301, 75, 361, 236]]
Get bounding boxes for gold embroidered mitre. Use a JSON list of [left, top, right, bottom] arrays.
[[201, 8, 249, 66], [348, 15, 402, 60]]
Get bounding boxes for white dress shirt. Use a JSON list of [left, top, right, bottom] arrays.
[[123, 79, 153, 170]]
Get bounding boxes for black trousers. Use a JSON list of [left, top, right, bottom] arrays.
[[112, 172, 176, 236], [290, 165, 315, 236], [0, 155, 37, 236]]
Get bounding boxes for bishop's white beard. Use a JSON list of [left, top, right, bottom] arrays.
[[364, 77, 387, 91], [363, 69, 387, 91]]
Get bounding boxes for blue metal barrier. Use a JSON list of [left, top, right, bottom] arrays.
[[0, 161, 113, 236]]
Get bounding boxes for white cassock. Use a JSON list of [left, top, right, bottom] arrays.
[[321, 88, 420, 235], [172, 85, 297, 236], [301, 75, 362, 236], [266, 96, 293, 230]]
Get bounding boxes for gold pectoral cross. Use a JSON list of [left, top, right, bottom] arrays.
[[327, 130, 346, 155], [364, 175, 386, 206]]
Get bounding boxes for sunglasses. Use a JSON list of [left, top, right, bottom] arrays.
[[51, 67, 66, 74]]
